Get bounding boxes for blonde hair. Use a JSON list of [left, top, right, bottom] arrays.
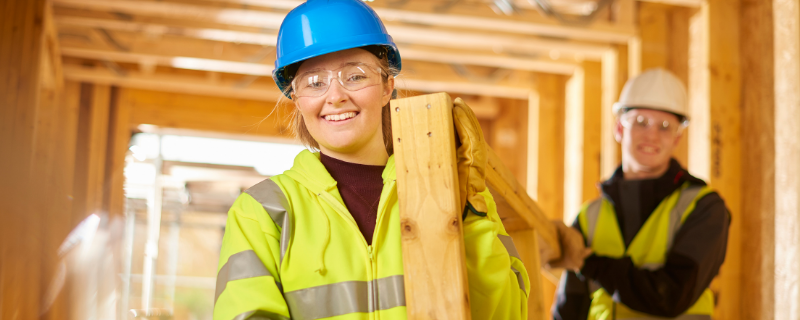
[[280, 51, 399, 155]]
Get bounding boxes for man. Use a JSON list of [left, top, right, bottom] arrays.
[[552, 68, 731, 320]]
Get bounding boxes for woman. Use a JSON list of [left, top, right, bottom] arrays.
[[213, 1, 530, 319]]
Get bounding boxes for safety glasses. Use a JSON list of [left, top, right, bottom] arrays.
[[291, 62, 386, 98], [620, 112, 689, 137]]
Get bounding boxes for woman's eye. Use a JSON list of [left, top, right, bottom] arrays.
[[347, 74, 367, 82]]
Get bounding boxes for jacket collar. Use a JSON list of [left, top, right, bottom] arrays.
[[283, 150, 396, 195]]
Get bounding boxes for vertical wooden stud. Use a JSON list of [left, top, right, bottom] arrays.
[[103, 87, 131, 217], [688, 1, 742, 318], [773, 0, 800, 318], [740, 0, 776, 318], [73, 84, 112, 224], [391, 93, 471, 320]]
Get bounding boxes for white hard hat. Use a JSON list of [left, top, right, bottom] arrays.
[[613, 68, 688, 118]]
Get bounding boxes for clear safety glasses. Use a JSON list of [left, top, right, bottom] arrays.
[[620, 112, 689, 137], [291, 63, 386, 98]]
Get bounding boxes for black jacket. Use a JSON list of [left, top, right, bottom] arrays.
[[552, 159, 731, 319]]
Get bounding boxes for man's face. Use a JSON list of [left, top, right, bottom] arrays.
[[615, 108, 685, 171]]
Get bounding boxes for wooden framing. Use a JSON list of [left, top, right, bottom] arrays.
[[687, 0, 742, 318], [773, 0, 800, 317], [390, 93, 471, 320], [391, 92, 561, 319]]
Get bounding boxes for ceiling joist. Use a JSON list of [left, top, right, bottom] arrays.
[[52, 0, 612, 59], [56, 16, 578, 74]]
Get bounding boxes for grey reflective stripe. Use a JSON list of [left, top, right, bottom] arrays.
[[215, 250, 273, 303], [231, 310, 290, 320], [585, 198, 603, 246], [245, 179, 292, 265], [618, 315, 710, 320], [511, 266, 526, 291], [498, 234, 521, 260], [284, 275, 405, 320], [498, 234, 527, 291], [666, 185, 704, 250]]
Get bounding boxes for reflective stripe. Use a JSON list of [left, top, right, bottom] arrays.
[[585, 199, 603, 246], [618, 315, 710, 320], [284, 275, 405, 320], [511, 266, 526, 291], [498, 234, 527, 291], [215, 250, 273, 303], [231, 310, 290, 320], [666, 186, 703, 250], [498, 234, 521, 260], [245, 179, 292, 265]]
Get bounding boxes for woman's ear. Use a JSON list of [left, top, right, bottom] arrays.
[[382, 77, 395, 105]]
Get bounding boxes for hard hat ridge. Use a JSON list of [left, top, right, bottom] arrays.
[[273, 0, 402, 98], [613, 68, 689, 119]]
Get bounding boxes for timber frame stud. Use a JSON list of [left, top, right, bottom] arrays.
[[391, 92, 562, 320]]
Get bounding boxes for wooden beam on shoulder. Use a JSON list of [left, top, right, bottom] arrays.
[[390, 93, 471, 320]]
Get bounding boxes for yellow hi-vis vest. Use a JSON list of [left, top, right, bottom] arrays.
[[213, 150, 530, 320], [577, 182, 715, 320]]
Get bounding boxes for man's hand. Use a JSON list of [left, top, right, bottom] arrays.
[[544, 221, 592, 272], [452, 98, 488, 216]]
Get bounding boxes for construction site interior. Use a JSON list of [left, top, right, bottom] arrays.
[[1, 0, 799, 319]]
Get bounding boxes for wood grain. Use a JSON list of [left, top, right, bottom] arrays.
[[391, 93, 471, 320]]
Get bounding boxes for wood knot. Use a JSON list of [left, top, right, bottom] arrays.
[[400, 218, 418, 240]]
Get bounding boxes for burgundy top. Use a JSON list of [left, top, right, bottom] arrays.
[[319, 153, 385, 245]]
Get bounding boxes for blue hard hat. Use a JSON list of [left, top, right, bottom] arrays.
[[273, 0, 402, 98]]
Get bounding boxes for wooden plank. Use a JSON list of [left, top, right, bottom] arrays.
[[56, 17, 578, 75], [72, 83, 111, 225], [0, 0, 49, 318], [485, 148, 561, 259], [531, 73, 567, 313], [687, 1, 742, 318], [125, 87, 293, 138], [390, 93, 471, 320], [54, 0, 636, 44], [739, 0, 775, 318], [601, 48, 622, 179], [564, 61, 603, 223], [103, 86, 131, 217], [773, 0, 800, 318]]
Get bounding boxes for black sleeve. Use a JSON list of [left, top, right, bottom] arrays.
[[552, 219, 592, 320], [579, 192, 731, 317]]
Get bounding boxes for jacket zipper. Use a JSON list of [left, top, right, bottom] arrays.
[[318, 180, 396, 320]]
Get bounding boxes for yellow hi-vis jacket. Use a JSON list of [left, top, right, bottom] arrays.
[[213, 150, 530, 320], [577, 182, 715, 320]]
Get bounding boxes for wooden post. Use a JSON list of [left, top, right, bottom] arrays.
[[687, 0, 742, 318], [563, 61, 603, 223], [773, 0, 800, 318], [740, 0, 776, 318], [72, 83, 112, 224], [391, 93, 471, 320]]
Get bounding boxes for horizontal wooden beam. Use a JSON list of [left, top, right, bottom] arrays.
[[56, 0, 636, 43], [61, 47, 534, 99], [56, 17, 578, 74], [53, 0, 612, 59], [638, 0, 704, 7], [63, 63, 512, 117], [63, 64, 284, 101]]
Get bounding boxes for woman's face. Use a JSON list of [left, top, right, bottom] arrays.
[[293, 48, 394, 157]]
